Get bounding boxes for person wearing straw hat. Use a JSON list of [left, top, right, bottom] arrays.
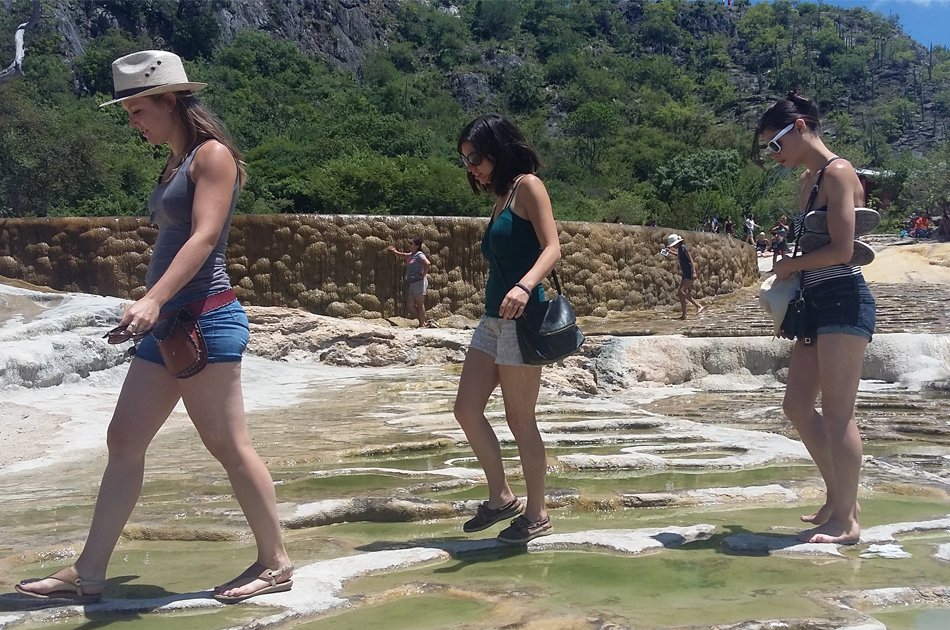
[[664, 233, 704, 320], [755, 91, 875, 546], [15, 51, 292, 604]]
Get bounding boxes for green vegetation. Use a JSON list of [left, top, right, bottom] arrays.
[[1, 0, 948, 229]]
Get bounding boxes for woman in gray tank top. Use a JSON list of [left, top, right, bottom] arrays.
[[16, 51, 292, 605], [756, 92, 874, 546]]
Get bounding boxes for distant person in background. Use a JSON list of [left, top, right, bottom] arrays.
[[911, 212, 932, 238], [770, 215, 790, 270], [664, 233, 704, 319], [757, 91, 874, 546], [937, 208, 950, 242], [745, 213, 759, 243], [723, 217, 735, 237], [15, 51, 292, 604], [387, 237, 433, 328], [755, 231, 770, 256], [454, 114, 561, 544]]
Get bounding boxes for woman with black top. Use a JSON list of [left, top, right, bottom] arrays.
[[453, 114, 561, 544], [756, 92, 875, 545]]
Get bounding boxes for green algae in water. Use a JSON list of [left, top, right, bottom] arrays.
[[299, 595, 490, 630], [872, 608, 950, 630]]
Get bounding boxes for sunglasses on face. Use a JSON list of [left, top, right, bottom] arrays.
[[103, 324, 152, 344], [767, 123, 795, 153], [460, 151, 483, 167]]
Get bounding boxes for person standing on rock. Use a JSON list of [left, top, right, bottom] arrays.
[[756, 91, 875, 545], [387, 237, 433, 327], [453, 113, 560, 544], [664, 233, 704, 320], [15, 51, 292, 604]]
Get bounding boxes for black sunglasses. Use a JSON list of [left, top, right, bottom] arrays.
[[103, 324, 152, 344], [460, 151, 483, 167]]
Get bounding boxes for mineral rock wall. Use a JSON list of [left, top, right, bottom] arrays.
[[0, 216, 758, 318]]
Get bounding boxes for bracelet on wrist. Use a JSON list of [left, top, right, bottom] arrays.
[[515, 282, 532, 295]]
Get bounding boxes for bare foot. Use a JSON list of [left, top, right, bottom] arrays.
[[677, 315, 687, 320], [796, 518, 860, 545], [696, 305, 705, 315], [801, 501, 861, 524]]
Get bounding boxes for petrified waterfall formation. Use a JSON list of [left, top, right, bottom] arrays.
[[0, 216, 758, 318]]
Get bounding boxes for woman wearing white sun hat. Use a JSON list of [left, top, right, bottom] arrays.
[[15, 50, 292, 605], [663, 233, 704, 320]]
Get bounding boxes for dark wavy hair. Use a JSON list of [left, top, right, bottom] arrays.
[[457, 114, 542, 196], [752, 91, 822, 162]]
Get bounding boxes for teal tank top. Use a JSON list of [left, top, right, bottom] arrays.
[[481, 207, 546, 317]]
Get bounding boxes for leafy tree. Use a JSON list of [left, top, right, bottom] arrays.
[[565, 102, 621, 171]]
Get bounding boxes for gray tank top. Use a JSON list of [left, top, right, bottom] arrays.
[[145, 141, 238, 301], [406, 251, 426, 282]]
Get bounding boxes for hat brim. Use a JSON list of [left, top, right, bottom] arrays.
[[667, 237, 683, 247], [759, 273, 800, 336], [100, 82, 207, 107]]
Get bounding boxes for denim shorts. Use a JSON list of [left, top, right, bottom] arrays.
[[468, 316, 525, 366], [134, 298, 249, 366], [408, 277, 428, 297], [805, 274, 875, 341]]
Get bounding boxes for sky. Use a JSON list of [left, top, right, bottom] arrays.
[[752, 1, 950, 49]]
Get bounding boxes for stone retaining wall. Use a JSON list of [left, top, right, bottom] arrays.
[[0, 216, 759, 318]]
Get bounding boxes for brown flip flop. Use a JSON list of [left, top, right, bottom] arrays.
[[213, 565, 294, 604]]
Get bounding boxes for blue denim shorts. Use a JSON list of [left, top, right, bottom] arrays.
[[805, 275, 876, 341], [134, 298, 249, 366]]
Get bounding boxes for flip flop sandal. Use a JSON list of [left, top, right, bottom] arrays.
[[803, 207, 880, 237], [15, 575, 105, 604], [213, 565, 294, 604], [797, 232, 876, 266]]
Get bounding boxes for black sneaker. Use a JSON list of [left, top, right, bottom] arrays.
[[463, 498, 523, 533], [496, 514, 553, 544]]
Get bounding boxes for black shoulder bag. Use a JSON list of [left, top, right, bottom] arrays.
[[778, 157, 840, 344], [484, 180, 584, 365]]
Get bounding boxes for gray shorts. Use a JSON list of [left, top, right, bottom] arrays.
[[468, 316, 525, 366], [408, 277, 428, 297]]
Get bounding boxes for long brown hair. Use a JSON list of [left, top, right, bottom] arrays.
[[164, 92, 247, 188]]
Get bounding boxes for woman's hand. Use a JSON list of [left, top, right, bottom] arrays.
[[117, 296, 162, 334], [500, 286, 529, 320], [772, 257, 796, 280]]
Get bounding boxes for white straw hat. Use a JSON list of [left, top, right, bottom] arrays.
[[100, 50, 206, 107], [759, 273, 800, 337], [666, 234, 683, 247]]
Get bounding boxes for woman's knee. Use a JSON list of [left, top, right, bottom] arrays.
[[200, 431, 254, 469], [782, 397, 815, 424], [105, 420, 150, 460]]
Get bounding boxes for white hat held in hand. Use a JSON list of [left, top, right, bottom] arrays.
[[666, 234, 683, 247], [759, 273, 800, 337], [100, 50, 207, 107]]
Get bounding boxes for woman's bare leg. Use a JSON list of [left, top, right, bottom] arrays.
[[498, 364, 546, 522], [17, 359, 180, 595], [797, 333, 867, 543], [453, 348, 516, 509], [180, 362, 291, 598]]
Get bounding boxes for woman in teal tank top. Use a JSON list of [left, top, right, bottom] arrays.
[[454, 114, 561, 544]]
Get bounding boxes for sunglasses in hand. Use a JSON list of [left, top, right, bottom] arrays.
[[103, 323, 153, 344]]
